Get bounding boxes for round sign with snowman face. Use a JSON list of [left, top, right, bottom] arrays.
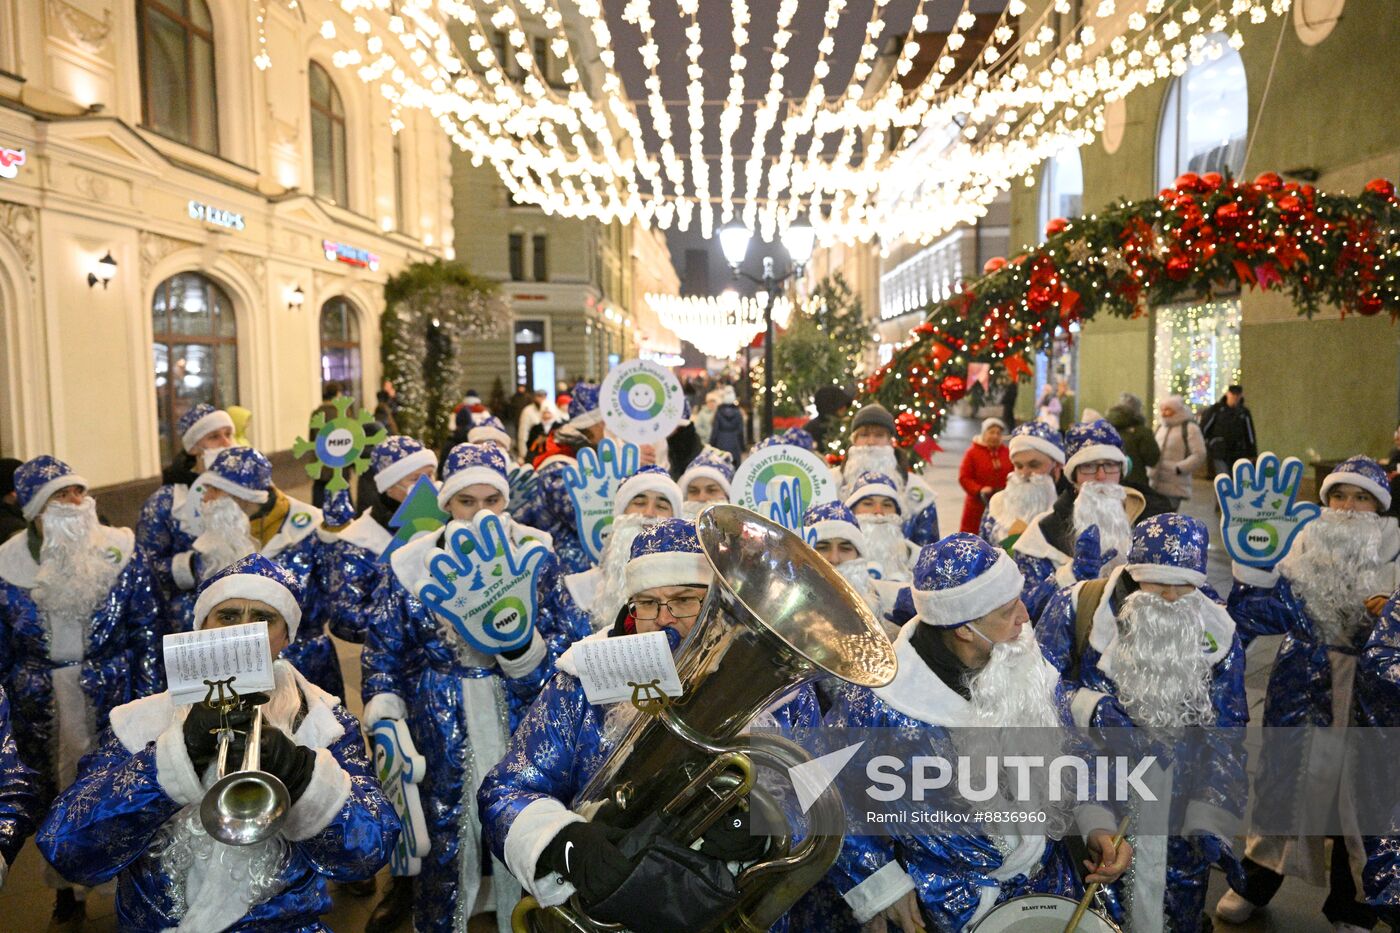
[[600, 359, 686, 445]]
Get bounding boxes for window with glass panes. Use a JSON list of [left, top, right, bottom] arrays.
[[138, 0, 218, 153], [320, 297, 362, 398], [152, 272, 238, 462], [310, 61, 349, 206]]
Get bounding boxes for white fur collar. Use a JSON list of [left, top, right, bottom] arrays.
[[0, 524, 134, 590], [563, 568, 600, 612], [1011, 508, 1068, 565], [1084, 567, 1235, 676], [331, 512, 393, 556], [260, 498, 321, 560], [110, 662, 344, 755], [872, 625, 975, 727], [388, 525, 442, 596]]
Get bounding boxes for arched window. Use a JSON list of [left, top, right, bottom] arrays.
[[152, 272, 238, 461], [1038, 148, 1084, 236], [137, 0, 218, 153], [1157, 34, 1248, 188], [310, 62, 349, 205], [320, 297, 361, 398]]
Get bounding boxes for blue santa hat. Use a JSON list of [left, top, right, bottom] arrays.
[[1126, 513, 1209, 587], [567, 381, 602, 430], [193, 553, 304, 641], [678, 449, 735, 499], [803, 500, 868, 556], [1320, 455, 1392, 511], [14, 455, 89, 522], [1063, 418, 1126, 476], [910, 533, 1024, 627], [438, 443, 510, 509], [468, 414, 512, 451], [178, 403, 235, 453], [625, 518, 714, 599], [614, 465, 683, 517], [202, 447, 272, 504], [844, 471, 903, 515], [756, 428, 816, 452], [372, 435, 438, 494], [1007, 420, 1066, 465]]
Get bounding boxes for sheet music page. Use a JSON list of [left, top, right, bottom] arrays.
[[163, 621, 277, 706], [573, 631, 683, 705]]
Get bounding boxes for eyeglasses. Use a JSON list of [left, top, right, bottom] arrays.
[[630, 595, 705, 621], [1076, 461, 1123, 477]]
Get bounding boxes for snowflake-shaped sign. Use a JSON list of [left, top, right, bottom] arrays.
[[293, 396, 387, 492]]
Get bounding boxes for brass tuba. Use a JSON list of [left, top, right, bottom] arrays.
[[198, 680, 291, 847], [512, 504, 898, 933]]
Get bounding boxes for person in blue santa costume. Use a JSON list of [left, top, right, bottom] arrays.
[[37, 553, 399, 933], [555, 464, 683, 635], [844, 471, 918, 583], [1035, 513, 1248, 933], [1216, 456, 1400, 932], [320, 435, 438, 646], [836, 403, 941, 547], [522, 381, 606, 573], [825, 533, 1131, 933], [979, 421, 1065, 550], [184, 446, 343, 699], [135, 403, 238, 638], [467, 413, 514, 456], [1356, 592, 1400, 928], [366, 440, 576, 933], [1011, 418, 1147, 622], [804, 500, 901, 636], [478, 519, 821, 929], [0, 685, 41, 892], [0, 455, 162, 927], [677, 447, 734, 520]]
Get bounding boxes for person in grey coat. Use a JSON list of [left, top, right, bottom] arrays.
[[1150, 394, 1208, 509]]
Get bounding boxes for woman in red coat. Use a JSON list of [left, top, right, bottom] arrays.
[[958, 417, 1013, 533]]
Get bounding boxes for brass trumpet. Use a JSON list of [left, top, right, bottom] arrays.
[[198, 678, 291, 847]]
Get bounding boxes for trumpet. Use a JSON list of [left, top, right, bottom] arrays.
[[197, 678, 291, 847]]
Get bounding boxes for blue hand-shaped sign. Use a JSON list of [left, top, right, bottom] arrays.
[[371, 718, 430, 876], [1215, 452, 1320, 568], [562, 438, 641, 564], [507, 464, 538, 517]]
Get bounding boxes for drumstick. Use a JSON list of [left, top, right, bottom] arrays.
[[1063, 815, 1129, 933]]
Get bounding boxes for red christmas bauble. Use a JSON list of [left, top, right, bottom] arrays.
[[1253, 172, 1284, 192], [1026, 284, 1056, 313], [939, 375, 967, 402], [1356, 292, 1384, 316], [1166, 254, 1194, 281], [1201, 172, 1224, 191], [1174, 172, 1201, 192], [1044, 217, 1069, 237], [1276, 194, 1304, 218], [914, 321, 935, 335], [1364, 178, 1396, 200], [1214, 202, 1242, 226], [983, 256, 1008, 274], [895, 411, 921, 438]]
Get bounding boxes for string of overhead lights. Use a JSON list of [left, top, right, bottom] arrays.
[[645, 292, 795, 360], [301, 0, 1294, 248]]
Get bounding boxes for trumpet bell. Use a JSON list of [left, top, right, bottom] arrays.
[[200, 769, 291, 846]]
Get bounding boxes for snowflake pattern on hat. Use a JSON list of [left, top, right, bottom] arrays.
[[629, 518, 703, 559], [198, 552, 305, 607], [803, 500, 860, 528], [208, 447, 273, 492], [470, 413, 507, 432], [1065, 418, 1124, 461], [1321, 455, 1391, 509], [1007, 420, 1065, 457], [14, 455, 79, 512], [684, 448, 735, 482], [568, 382, 601, 420], [846, 471, 900, 499], [442, 442, 509, 481], [371, 435, 430, 475], [177, 403, 219, 437], [1129, 513, 1208, 577], [913, 533, 1003, 593]]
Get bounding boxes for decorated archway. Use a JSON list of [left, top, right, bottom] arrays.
[[380, 261, 510, 451], [856, 173, 1400, 458]]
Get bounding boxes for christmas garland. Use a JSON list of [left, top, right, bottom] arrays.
[[381, 261, 510, 451], [858, 173, 1400, 458]]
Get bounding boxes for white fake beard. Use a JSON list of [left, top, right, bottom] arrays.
[[856, 515, 911, 581], [199, 497, 259, 575], [989, 473, 1057, 531], [681, 500, 706, 521], [841, 446, 902, 494], [1112, 590, 1217, 728], [590, 514, 658, 631], [834, 557, 882, 613], [1280, 509, 1396, 645], [1073, 482, 1132, 568], [32, 499, 119, 642]]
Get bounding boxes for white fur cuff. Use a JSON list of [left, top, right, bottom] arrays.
[[171, 551, 197, 591], [155, 719, 205, 807], [912, 550, 1024, 627], [1075, 803, 1118, 839], [283, 747, 352, 841], [1183, 800, 1240, 842], [842, 859, 917, 924], [363, 693, 408, 725], [1232, 561, 1279, 588], [1070, 688, 1109, 729], [496, 630, 547, 679], [375, 449, 438, 494], [504, 798, 586, 907]]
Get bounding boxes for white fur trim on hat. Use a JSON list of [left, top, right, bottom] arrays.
[[808, 519, 868, 556], [181, 409, 235, 452], [567, 408, 603, 431], [911, 551, 1024, 627], [23, 474, 91, 522], [198, 471, 270, 505], [437, 468, 510, 510], [468, 424, 513, 450], [1125, 564, 1208, 587], [193, 574, 303, 642], [613, 472, 684, 517], [1319, 472, 1392, 511], [981, 417, 1006, 433], [1064, 443, 1126, 476], [375, 448, 438, 494], [844, 483, 903, 515], [1007, 434, 1066, 465], [679, 465, 732, 500], [625, 551, 714, 599]]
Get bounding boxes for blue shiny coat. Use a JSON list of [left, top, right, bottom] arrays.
[[903, 501, 941, 549], [1357, 593, 1400, 911], [318, 515, 392, 645], [263, 532, 343, 701], [36, 685, 398, 931], [134, 484, 200, 637], [0, 685, 41, 868], [0, 537, 161, 800], [1036, 576, 1248, 931]]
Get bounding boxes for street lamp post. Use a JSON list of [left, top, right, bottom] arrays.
[[720, 224, 815, 439]]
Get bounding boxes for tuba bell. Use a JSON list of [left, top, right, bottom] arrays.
[[198, 680, 291, 847], [512, 504, 898, 933]]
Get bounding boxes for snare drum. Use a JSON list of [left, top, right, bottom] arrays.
[[970, 894, 1121, 932]]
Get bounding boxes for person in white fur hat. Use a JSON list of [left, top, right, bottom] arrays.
[[37, 553, 398, 933]]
